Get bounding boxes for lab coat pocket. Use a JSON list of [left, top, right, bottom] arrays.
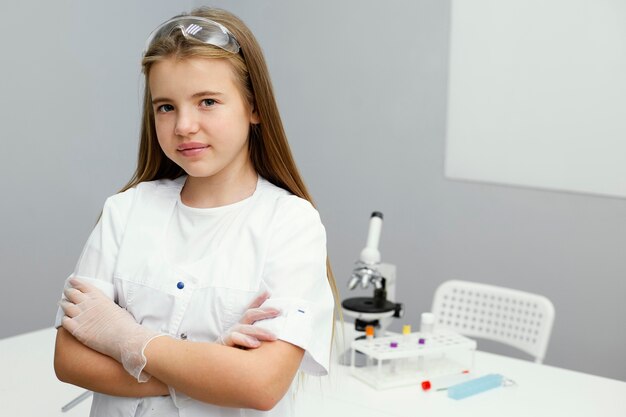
[[164, 269, 266, 341], [190, 251, 265, 331], [113, 274, 177, 332], [219, 287, 269, 332]]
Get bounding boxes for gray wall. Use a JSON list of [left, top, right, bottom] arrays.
[[1, 0, 624, 381], [0, 0, 191, 335]]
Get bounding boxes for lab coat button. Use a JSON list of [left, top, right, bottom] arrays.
[[180, 333, 188, 340], [177, 281, 185, 289]]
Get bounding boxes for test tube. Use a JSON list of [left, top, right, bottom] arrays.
[[419, 313, 434, 372], [401, 325, 411, 368], [389, 341, 398, 373], [365, 325, 375, 367], [420, 312, 435, 333], [402, 324, 412, 341], [421, 371, 472, 391]]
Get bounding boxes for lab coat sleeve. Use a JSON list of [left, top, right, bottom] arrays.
[[54, 189, 136, 328], [256, 196, 334, 376]]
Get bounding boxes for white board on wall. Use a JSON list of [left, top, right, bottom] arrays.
[[445, 0, 626, 198]]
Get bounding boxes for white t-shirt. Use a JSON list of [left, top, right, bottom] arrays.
[[166, 190, 253, 265], [55, 176, 334, 417]]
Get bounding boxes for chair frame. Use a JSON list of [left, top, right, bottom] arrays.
[[431, 280, 555, 363]]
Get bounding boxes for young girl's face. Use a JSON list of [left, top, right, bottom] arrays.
[[149, 57, 259, 180]]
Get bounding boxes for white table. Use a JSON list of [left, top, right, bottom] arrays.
[[1, 325, 625, 416], [1, 328, 92, 416]]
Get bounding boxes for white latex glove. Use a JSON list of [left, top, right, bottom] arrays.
[[216, 291, 281, 348], [59, 278, 166, 382]]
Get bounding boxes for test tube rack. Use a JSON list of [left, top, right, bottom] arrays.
[[350, 330, 477, 390]]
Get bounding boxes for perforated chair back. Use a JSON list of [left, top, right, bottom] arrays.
[[431, 280, 555, 363]]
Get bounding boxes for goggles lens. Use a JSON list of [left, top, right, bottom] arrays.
[[145, 16, 240, 54]]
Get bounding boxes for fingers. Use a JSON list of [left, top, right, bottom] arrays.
[[216, 334, 229, 346], [69, 278, 99, 294], [221, 324, 278, 349], [64, 278, 107, 305], [234, 324, 277, 342], [63, 278, 92, 304], [63, 287, 87, 304], [230, 332, 261, 348], [58, 300, 81, 318], [61, 316, 79, 335], [239, 307, 280, 325], [246, 291, 270, 309]]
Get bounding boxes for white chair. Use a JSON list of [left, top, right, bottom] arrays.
[[431, 280, 555, 363]]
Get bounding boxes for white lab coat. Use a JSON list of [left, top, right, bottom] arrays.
[[55, 176, 334, 417]]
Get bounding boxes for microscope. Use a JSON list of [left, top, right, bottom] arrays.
[[339, 212, 403, 366]]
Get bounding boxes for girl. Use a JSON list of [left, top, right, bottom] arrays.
[[54, 7, 338, 417]]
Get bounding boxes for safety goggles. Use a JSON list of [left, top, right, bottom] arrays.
[[144, 16, 240, 54]]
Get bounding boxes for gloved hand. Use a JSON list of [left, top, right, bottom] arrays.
[[59, 278, 166, 382], [216, 291, 280, 348]]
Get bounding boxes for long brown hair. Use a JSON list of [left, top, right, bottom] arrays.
[[121, 7, 341, 328]]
